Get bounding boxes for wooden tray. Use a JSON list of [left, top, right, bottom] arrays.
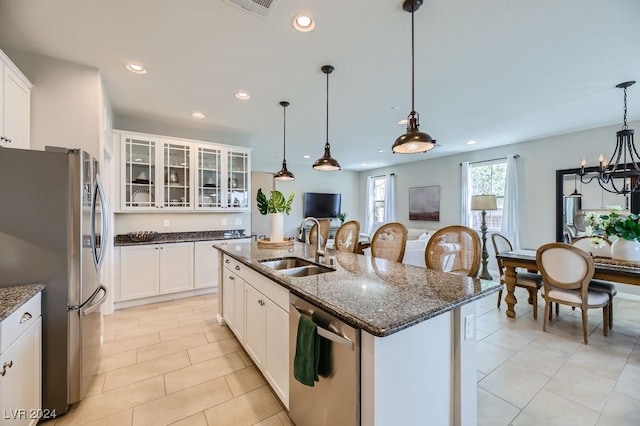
[[257, 238, 295, 249]]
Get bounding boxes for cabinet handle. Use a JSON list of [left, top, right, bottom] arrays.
[[6, 138, 11, 143], [155, 247, 159, 250], [19, 312, 32, 324], [225, 259, 230, 264], [235, 265, 240, 271], [229, 276, 235, 280], [0, 360, 13, 376]]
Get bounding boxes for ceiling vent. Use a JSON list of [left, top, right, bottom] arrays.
[[224, 0, 277, 17]]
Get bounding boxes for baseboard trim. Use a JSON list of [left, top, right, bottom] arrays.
[[113, 286, 217, 311]]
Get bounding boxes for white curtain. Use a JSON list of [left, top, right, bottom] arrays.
[[364, 176, 375, 235], [501, 156, 520, 249], [461, 162, 472, 226], [384, 173, 396, 222]]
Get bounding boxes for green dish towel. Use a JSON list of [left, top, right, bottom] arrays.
[[294, 315, 320, 386]]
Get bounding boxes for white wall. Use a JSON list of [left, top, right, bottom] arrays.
[[115, 211, 250, 234], [357, 120, 640, 296], [3, 49, 103, 159]]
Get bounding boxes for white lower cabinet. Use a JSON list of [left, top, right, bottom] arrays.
[[0, 292, 42, 426], [221, 254, 289, 407], [120, 243, 193, 301], [194, 241, 219, 289]]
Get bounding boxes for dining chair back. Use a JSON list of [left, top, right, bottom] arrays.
[[308, 219, 331, 248], [334, 220, 360, 253], [536, 242, 609, 344], [425, 225, 481, 277], [370, 222, 407, 263]]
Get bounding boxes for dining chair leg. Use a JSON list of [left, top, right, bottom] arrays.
[[609, 297, 614, 330], [527, 289, 533, 305], [581, 308, 589, 345], [603, 305, 609, 337], [555, 302, 560, 317], [549, 302, 553, 321], [532, 291, 538, 320], [497, 288, 503, 308], [543, 302, 550, 332]]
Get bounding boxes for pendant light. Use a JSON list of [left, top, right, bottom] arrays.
[[274, 101, 295, 181], [392, 0, 436, 154], [567, 174, 582, 198], [579, 81, 638, 194], [313, 65, 341, 171]]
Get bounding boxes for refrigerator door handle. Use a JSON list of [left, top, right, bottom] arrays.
[[91, 176, 109, 271], [80, 285, 107, 317]]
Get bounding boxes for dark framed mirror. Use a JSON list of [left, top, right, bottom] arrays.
[[555, 166, 640, 242]]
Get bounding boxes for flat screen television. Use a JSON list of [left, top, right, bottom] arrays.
[[303, 192, 341, 218]]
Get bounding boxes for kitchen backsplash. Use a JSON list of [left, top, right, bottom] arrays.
[[114, 212, 251, 234]]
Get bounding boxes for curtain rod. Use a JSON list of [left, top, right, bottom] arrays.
[[459, 154, 520, 167]]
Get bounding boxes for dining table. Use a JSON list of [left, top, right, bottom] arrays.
[[496, 249, 640, 318]]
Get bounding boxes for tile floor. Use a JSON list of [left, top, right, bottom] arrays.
[[40, 288, 640, 425]]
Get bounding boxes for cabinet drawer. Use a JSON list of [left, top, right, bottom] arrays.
[[223, 255, 288, 312], [1, 292, 41, 352]]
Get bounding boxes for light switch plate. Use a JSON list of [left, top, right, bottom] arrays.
[[464, 314, 474, 340], [235, 217, 242, 225], [221, 218, 227, 226], [163, 219, 170, 227]]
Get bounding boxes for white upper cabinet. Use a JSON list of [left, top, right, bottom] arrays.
[[117, 130, 250, 212], [0, 49, 32, 150]]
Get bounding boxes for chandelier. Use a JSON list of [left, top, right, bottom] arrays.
[[580, 81, 637, 195]]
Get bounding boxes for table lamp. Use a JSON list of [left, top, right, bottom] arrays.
[[471, 194, 498, 280]]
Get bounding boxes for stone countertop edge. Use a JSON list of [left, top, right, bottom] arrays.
[[0, 284, 45, 322], [115, 231, 250, 246], [215, 242, 501, 338]]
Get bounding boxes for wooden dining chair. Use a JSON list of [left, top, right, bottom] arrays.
[[370, 222, 407, 263], [536, 243, 609, 344], [425, 226, 481, 278], [334, 220, 360, 253], [570, 236, 617, 330], [492, 233, 543, 319], [308, 219, 331, 248]]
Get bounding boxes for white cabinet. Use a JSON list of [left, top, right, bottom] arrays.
[[120, 243, 194, 301], [117, 130, 251, 212], [0, 292, 42, 426], [220, 254, 289, 407], [195, 241, 219, 289], [0, 49, 32, 150]]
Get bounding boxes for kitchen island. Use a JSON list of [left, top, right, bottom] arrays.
[[215, 241, 500, 426]]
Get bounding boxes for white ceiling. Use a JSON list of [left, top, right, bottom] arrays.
[[0, 0, 639, 171]]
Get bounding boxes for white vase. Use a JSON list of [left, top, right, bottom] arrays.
[[611, 238, 640, 262], [270, 213, 284, 242]]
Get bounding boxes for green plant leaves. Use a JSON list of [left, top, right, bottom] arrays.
[[256, 188, 294, 215]]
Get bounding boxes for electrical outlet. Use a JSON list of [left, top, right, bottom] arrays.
[[235, 217, 242, 225], [464, 314, 474, 340], [221, 218, 227, 226], [163, 219, 170, 227]]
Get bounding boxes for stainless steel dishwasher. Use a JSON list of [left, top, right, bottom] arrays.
[[289, 294, 360, 426]]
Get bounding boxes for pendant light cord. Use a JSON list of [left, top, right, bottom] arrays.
[[283, 104, 287, 158], [326, 70, 330, 147], [623, 85, 628, 129], [411, 4, 415, 114]]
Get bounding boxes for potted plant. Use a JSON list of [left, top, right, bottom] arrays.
[[337, 212, 347, 224], [257, 188, 294, 242], [585, 207, 640, 261]]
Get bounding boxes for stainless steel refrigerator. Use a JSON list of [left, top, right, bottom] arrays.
[[0, 147, 109, 414]]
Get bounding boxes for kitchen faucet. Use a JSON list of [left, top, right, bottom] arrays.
[[299, 217, 325, 264]]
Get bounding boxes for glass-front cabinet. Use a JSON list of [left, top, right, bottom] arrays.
[[119, 131, 250, 212]]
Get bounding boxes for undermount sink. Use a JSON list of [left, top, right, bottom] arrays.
[[260, 257, 334, 277]]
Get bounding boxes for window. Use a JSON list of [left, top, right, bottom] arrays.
[[373, 176, 386, 224], [471, 160, 507, 230]]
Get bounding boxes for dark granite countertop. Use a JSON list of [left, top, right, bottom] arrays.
[[115, 230, 252, 246], [0, 284, 45, 321], [216, 242, 501, 337]]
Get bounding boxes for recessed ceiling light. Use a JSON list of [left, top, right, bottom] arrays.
[[292, 14, 315, 32], [192, 112, 205, 119], [467, 140, 477, 145], [361, 163, 368, 166], [398, 119, 408, 125], [377, 149, 384, 153], [126, 63, 147, 74], [303, 155, 310, 159], [235, 91, 250, 100]]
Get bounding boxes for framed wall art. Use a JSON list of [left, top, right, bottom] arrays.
[[409, 185, 440, 221]]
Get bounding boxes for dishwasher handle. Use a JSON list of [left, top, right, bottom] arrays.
[[291, 304, 355, 351]]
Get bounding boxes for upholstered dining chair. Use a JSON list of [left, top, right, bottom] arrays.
[[570, 236, 617, 329], [308, 219, 331, 248], [492, 233, 543, 319], [425, 226, 481, 278], [536, 243, 609, 345], [334, 220, 360, 253], [370, 222, 407, 263]]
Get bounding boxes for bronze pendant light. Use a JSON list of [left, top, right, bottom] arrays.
[[274, 101, 295, 181], [313, 65, 341, 171], [392, 0, 437, 154]]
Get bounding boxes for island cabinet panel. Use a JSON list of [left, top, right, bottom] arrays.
[[244, 283, 266, 367], [264, 300, 289, 406], [222, 268, 245, 343]]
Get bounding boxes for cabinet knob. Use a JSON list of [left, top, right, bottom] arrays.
[[225, 259, 230, 264], [19, 312, 32, 324], [6, 138, 11, 143], [155, 247, 159, 250], [235, 265, 240, 271], [229, 276, 235, 280], [0, 360, 13, 376]]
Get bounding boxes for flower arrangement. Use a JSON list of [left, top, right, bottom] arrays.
[[256, 189, 294, 215], [585, 206, 640, 246]]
